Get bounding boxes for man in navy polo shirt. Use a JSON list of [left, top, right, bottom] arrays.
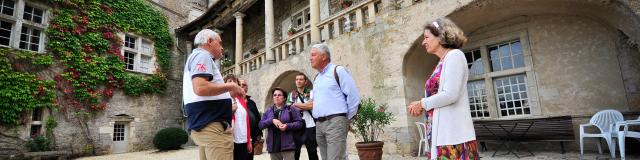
[[183, 29, 244, 160]]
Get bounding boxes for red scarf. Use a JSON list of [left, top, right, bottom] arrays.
[[232, 96, 253, 153]]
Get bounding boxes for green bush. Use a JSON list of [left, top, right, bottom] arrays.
[[26, 135, 51, 152], [153, 127, 188, 150]]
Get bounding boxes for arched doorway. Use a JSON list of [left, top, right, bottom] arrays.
[[402, 0, 640, 154], [264, 70, 313, 109], [402, 35, 439, 154]]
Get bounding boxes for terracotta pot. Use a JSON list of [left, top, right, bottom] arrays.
[[355, 141, 384, 160]]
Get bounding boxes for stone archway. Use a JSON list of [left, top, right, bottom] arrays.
[[263, 70, 313, 109], [401, 35, 439, 155]]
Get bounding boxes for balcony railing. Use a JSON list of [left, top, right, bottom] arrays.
[[221, 65, 235, 77], [271, 29, 312, 63], [238, 49, 267, 75], [318, 0, 381, 41]]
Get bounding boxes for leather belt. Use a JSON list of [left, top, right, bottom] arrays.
[[317, 113, 347, 122]]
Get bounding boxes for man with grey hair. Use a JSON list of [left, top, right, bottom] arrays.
[[308, 43, 361, 160], [183, 29, 245, 160]]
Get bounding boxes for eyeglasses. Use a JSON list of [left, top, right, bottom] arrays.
[[273, 94, 284, 97]]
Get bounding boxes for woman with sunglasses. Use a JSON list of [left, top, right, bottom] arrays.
[[259, 87, 303, 160]]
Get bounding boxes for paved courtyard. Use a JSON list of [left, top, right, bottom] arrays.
[[76, 145, 638, 160]]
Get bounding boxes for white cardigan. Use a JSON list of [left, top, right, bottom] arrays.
[[420, 49, 476, 158]]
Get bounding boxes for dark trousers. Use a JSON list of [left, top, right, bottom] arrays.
[[234, 142, 252, 160], [295, 127, 319, 160]]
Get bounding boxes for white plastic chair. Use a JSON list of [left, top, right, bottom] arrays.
[[415, 122, 429, 157], [580, 109, 624, 159], [617, 116, 640, 160]]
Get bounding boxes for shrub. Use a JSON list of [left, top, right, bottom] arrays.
[[153, 127, 188, 150], [26, 135, 51, 152], [352, 97, 395, 143]]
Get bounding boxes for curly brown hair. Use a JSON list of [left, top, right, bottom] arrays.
[[424, 17, 467, 49]]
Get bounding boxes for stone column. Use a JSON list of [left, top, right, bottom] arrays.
[[310, 0, 321, 43], [234, 12, 245, 75], [265, 0, 276, 63]]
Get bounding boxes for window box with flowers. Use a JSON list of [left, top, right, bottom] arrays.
[[351, 97, 395, 160], [220, 58, 234, 68]]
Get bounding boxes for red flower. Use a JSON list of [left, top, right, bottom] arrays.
[[378, 107, 385, 112], [84, 55, 92, 62], [83, 45, 93, 53], [103, 88, 113, 98], [54, 75, 62, 81]]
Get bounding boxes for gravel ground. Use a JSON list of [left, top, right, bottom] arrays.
[[76, 145, 637, 160]]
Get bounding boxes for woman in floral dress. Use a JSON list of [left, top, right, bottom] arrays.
[[408, 17, 479, 160]]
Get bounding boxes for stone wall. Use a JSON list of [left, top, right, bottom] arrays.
[[238, 0, 640, 155], [0, 0, 192, 157]]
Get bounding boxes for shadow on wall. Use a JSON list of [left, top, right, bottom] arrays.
[[264, 70, 314, 110]]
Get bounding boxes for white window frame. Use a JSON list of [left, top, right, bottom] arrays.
[[0, 0, 48, 53], [119, 33, 156, 74], [462, 20, 541, 119], [291, 6, 311, 31]]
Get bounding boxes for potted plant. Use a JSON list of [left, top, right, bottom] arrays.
[[287, 25, 296, 36], [341, 0, 353, 9], [249, 48, 258, 55], [221, 58, 233, 68], [351, 97, 395, 160]]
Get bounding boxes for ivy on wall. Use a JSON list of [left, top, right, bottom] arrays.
[[0, 0, 174, 125], [46, 0, 173, 113], [0, 49, 56, 124]]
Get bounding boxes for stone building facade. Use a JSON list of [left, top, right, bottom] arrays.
[[177, 0, 640, 156], [0, 0, 206, 157]]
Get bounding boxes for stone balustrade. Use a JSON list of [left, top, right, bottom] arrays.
[[317, 0, 382, 41], [238, 49, 267, 75], [271, 29, 312, 63]]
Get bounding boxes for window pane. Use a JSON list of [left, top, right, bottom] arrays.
[[0, 20, 11, 46], [488, 40, 524, 72], [125, 35, 136, 49], [124, 51, 135, 70], [467, 80, 489, 118], [494, 74, 530, 117], [464, 49, 483, 76], [19, 27, 40, 51], [113, 124, 125, 141], [23, 5, 43, 24], [1, 0, 14, 16], [30, 124, 41, 137]]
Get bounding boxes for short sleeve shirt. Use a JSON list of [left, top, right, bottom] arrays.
[[182, 48, 232, 131]]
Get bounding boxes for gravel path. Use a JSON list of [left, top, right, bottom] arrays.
[[76, 145, 635, 160]]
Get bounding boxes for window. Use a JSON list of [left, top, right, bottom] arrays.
[[489, 40, 524, 72], [121, 34, 155, 74], [291, 7, 311, 30], [495, 75, 530, 116], [465, 37, 535, 118], [29, 108, 42, 137], [465, 49, 483, 75], [468, 80, 489, 118], [113, 123, 125, 141], [19, 26, 40, 51], [0, 0, 48, 53], [124, 51, 135, 70], [23, 5, 43, 24], [0, 0, 14, 16], [0, 20, 11, 46], [125, 35, 136, 49]]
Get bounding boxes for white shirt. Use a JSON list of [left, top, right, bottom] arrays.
[[288, 89, 315, 128], [232, 97, 249, 143], [182, 48, 231, 104]]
